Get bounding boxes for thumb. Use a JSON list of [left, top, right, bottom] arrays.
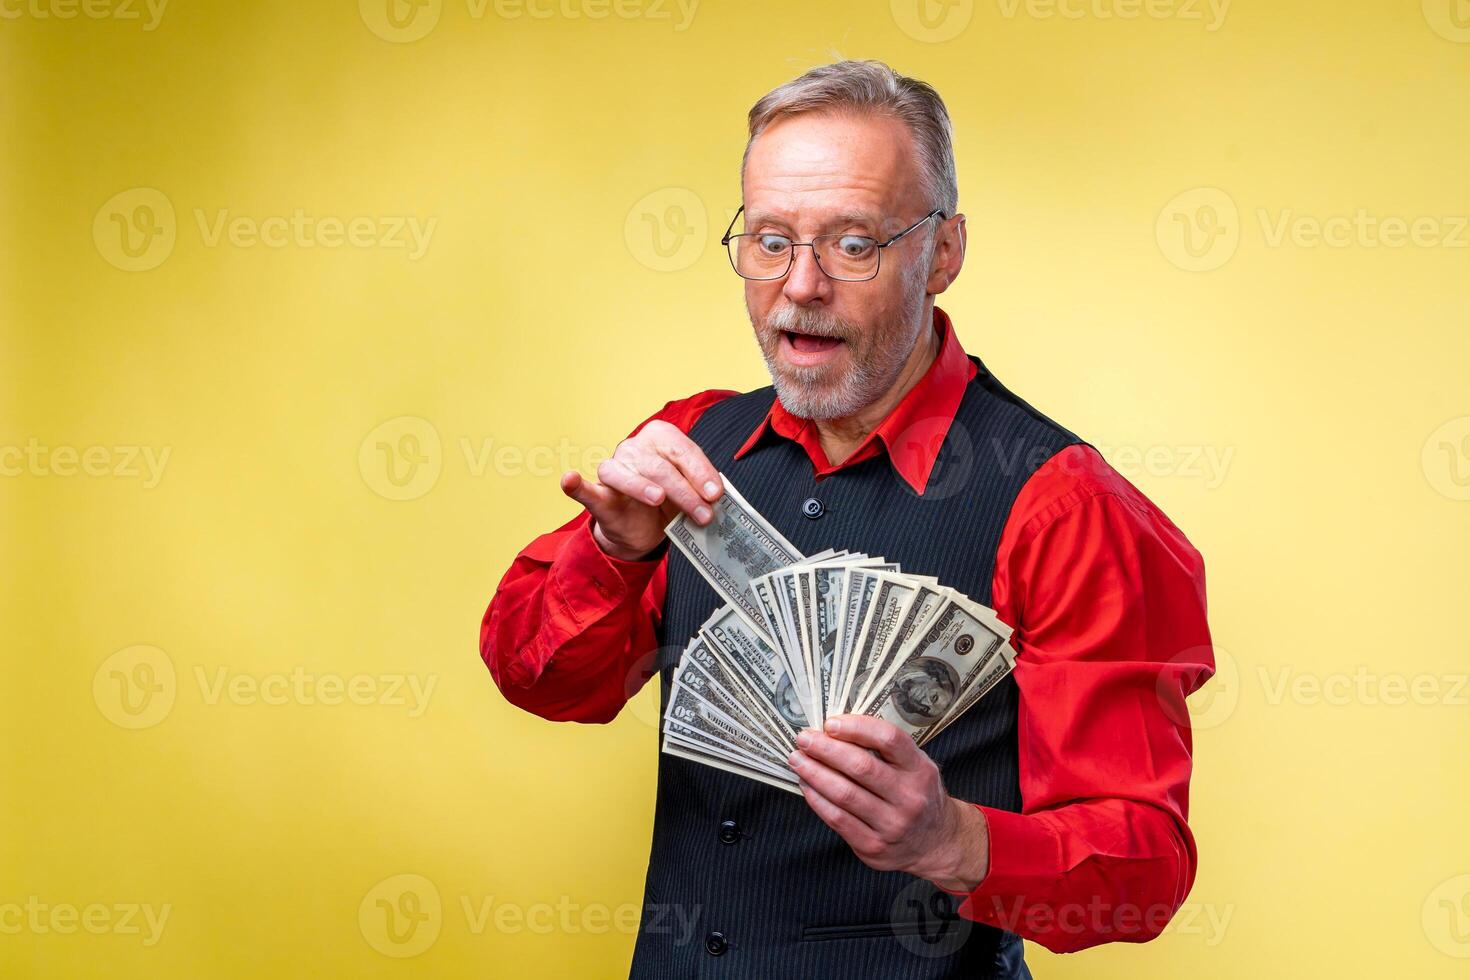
[[561, 470, 617, 516]]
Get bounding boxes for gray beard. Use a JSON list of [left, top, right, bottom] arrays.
[[764, 346, 884, 420], [754, 250, 931, 421]]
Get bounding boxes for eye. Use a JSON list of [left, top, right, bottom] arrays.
[[757, 234, 791, 255], [835, 235, 875, 258]]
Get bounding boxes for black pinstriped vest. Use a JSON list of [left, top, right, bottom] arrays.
[[630, 356, 1080, 980]]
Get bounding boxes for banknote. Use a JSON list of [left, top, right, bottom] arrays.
[[840, 572, 920, 715], [677, 638, 792, 755], [666, 475, 804, 631], [699, 605, 808, 732], [659, 475, 1019, 791], [859, 599, 1009, 743]]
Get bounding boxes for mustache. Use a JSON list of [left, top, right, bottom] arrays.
[[762, 305, 854, 340]]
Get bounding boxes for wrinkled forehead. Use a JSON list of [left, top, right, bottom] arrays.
[[741, 111, 926, 235]]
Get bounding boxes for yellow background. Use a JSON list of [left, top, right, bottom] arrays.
[[4, 0, 1469, 976]]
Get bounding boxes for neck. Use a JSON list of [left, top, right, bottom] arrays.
[[815, 303, 939, 464]]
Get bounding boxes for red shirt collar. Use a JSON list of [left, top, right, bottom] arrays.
[[733, 305, 977, 495]]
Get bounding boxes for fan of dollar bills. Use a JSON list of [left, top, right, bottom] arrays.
[[660, 476, 1018, 794]]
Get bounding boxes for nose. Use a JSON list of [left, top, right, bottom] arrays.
[[781, 244, 833, 306]]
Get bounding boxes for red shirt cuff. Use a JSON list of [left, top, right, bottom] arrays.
[[548, 520, 662, 631], [955, 804, 1061, 924]]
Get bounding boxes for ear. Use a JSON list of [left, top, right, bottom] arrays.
[[926, 214, 966, 296]]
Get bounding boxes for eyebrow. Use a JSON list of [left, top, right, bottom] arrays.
[[742, 209, 881, 233]]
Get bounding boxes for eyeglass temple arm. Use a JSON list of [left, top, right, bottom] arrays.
[[720, 205, 744, 245], [723, 205, 945, 246]]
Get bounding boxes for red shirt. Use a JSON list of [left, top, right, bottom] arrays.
[[480, 306, 1214, 954]]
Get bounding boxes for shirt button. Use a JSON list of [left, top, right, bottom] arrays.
[[718, 819, 740, 845], [801, 497, 825, 519], [704, 931, 729, 956]]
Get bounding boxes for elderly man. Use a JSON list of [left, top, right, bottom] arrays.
[[481, 59, 1214, 979]]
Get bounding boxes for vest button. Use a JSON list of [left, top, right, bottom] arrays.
[[718, 819, 740, 845], [704, 931, 729, 956], [801, 497, 825, 519]]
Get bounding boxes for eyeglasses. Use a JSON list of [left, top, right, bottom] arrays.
[[721, 206, 945, 282]]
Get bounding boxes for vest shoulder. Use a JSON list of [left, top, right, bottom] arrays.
[[964, 357, 1082, 450]]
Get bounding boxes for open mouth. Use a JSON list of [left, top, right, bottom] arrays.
[[782, 330, 844, 355]]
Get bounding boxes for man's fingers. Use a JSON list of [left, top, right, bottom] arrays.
[[797, 778, 884, 854], [650, 426, 723, 503], [596, 457, 666, 506], [561, 470, 633, 534], [560, 470, 615, 510], [823, 715, 924, 769], [622, 444, 712, 524], [789, 748, 890, 827], [795, 731, 900, 800]]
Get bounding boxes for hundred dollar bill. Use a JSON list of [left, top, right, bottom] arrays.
[[850, 577, 949, 711], [860, 600, 1009, 742], [831, 568, 883, 715], [750, 575, 807, 707], [811, 557, 891, 724], [794, 568, 822, 725], [771, 568, 814, 713], [665, 475, 803, 630], [866, 591, 1007, 701], [922, 640, 1018, 745], [842, 573, 921, 714]]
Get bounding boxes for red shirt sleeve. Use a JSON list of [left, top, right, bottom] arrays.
[[479, 389, 736, 723], [955, 444, 1215, 953]]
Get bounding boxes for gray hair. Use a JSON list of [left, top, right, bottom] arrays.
[[740, 59, 958, 219]]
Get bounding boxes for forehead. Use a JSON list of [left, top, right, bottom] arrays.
[[742, 111, 922, 227]]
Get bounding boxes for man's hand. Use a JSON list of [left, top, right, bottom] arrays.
[[789, 714, 990, 893], [560, 419, 723, 562]]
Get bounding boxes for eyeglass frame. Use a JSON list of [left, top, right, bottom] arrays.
[[720, 205, 947, 282]]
